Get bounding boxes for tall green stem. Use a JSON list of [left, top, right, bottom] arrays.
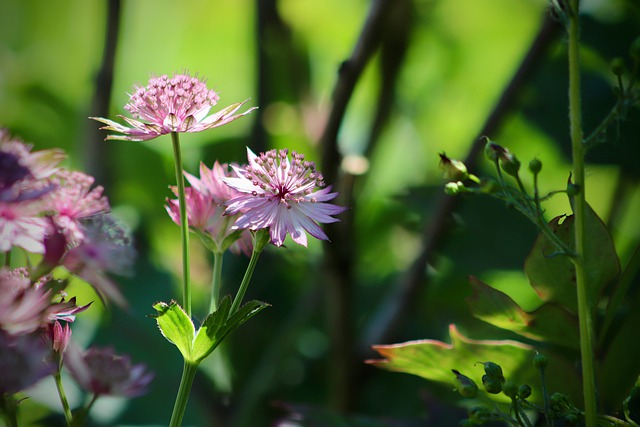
[[53, 369, 73, 426], [171, 132, 191, 317], [229, 247, 261, 316], [169, 361, 199, 427], [567, 1, 597, 425], [209, 251, 223, 313]]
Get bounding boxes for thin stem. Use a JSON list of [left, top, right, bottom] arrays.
[[209, 251, 223, 313], [229, 246, 262, 316], [169, 361, 199, 427], [53, 368, 73, 427], [567, 1, 597, 426], [538, 366, 553, 427], [171, 132, 192, 317]]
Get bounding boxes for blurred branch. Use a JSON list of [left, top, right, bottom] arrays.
[[319, 0, 396, 413], [359, 11, 562, 354], [85, 0, 121, 188]]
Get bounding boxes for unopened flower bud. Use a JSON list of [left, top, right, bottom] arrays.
[[518, 384, 532, 399], [444, 182, 461, 196], [481, 361, 504, 379], [452, 369, 478, 398], [482, 374, 503, 394], [611, 58, 625, 76], [500, 152, 521, 177], [484, 140, 504, 162], [439, 153, 469, 181], [502, 381, 518, 399], [533, 352, 548, 370], [528, 158, 542, 175]]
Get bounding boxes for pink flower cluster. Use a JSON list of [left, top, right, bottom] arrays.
[[91, 72, 256, 141], [0, 129, 151, 398], [166, 148, 347, 251]]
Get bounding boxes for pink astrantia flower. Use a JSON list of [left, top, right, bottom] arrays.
[[90, 73, 256, 141], [0, 268, 51, 335], [223, 148, 347, 247], [0, 200, 48, 253], [47, 170, 110, 244], [63, 215, 134, 308], [166, 161, 252, 255], [66, 346, 154, 397], [0, 330, 53, 394]]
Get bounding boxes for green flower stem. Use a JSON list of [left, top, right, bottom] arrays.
[[229, 246, 262, 317], [209, 251, 223, 313], [171, 132, 192, 317], [53, 368, 73, 427], [567, 1, 597, 426], [229, 229, 269, 316], [169, 361, 199, 427]]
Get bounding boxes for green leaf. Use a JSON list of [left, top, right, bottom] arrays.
[[467, 276, 579, 349], [367, 324, 581, 403], [192, 296, 232, 363], [152, 300, 195, 360], [220, 299, 270, 339], [191, 297, 269, 364], [524, 204, 620, 313]]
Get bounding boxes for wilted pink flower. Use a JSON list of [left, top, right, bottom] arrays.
[[66, 346, 153, 397], [223, 148, 347, 247], [0, 200, 48, 253], [0, 268, 51, 335], [63, 215, 134, 307], [166, 161, 252, 255], [0, 330, 53, 393], [47, 170, 109, 244], [90, 73, 256, 142]]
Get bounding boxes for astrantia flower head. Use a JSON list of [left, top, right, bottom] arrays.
[[91, 73, 256, 141], [47, 170, 110, 244], [166, 161, 252, 255], [66, 346, 154, 397], [223, 148, 347, 247]]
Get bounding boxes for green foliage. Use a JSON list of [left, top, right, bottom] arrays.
[[152, 296, 268, 364]]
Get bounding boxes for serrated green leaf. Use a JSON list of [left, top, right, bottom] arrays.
[[192, 296, 232, 363], [220, 300, 270, 339], [152, 300, 195, 360], [467, 276, 579, 349], [524, 204, 620, 313], [367, 324, 581, 403]]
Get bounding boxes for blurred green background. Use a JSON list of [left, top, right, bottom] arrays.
[[2, 0, 640, 426]]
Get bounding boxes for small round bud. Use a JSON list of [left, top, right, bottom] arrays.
[[481, 362, 504, 379], [518, 384, 532, 399], [502, 381, 518, 399], [482, 374, 503, 394], [439, 152, 469, 181], [528, 158, 542, 175], [444, 182, 461, 196], [611, 58, 625, 76], [566, 183, 580, 197], [484, 140, 505, 162], [533, 352, 548, 370], [500, 153, 521, 177], [452, 369, 479, 398]]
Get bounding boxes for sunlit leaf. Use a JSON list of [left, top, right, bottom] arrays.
[[151, 300, 195, 361], [524, 204, 620, 313], [467, 276, 579, 349]]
